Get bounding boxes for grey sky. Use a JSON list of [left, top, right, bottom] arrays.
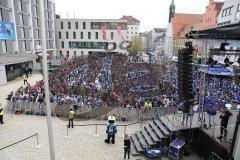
[[55, 0, 211, 32]]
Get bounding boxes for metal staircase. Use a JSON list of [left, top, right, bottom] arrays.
[[130, 114, 178, 155]]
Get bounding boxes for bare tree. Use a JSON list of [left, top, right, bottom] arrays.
[[129, 36, 144, 57]]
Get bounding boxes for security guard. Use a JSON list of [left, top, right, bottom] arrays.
[[68, 108, 74, 128], [23, 74, 29, 85], [0, 103, 4, 124]]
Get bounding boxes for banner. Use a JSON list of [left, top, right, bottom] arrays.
[[0, 21, 16, 40]]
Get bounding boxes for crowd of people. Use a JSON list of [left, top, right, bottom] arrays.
[[7, 53, 240, 116]]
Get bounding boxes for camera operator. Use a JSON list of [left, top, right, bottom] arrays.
[[217, 109, 232, 141]]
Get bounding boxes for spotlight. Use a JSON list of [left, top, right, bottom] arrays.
[[225, 63, 230, 67], [237, 57, 240, 64], [224, 57, 230, 64], [185, 41, 193, 48], [220, 42, 230, 51], [224, 57, 234, 67], [207, 56, 218, 67], [207, 57, 214, 65]]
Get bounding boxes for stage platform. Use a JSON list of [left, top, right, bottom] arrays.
[[165, 110, 238, 149], [130, 109, 239, 158]]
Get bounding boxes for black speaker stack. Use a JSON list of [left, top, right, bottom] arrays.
[[178, 45, 193, 113]]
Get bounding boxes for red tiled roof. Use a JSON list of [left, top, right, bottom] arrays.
[[172, 13, 202, 37], [120, 16, 140, 23]]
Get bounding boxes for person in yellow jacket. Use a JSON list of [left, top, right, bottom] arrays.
[[23, 74, 29, 85], [68, 108, 74, 128], [0, 103, 4, 124]]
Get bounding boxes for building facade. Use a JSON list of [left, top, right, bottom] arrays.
[[217, 0, 240, 26], [0, 0, 56, 85], [197, 0, 224, 29], [120, 15, 140, 41], [55, 18, 128, 58], [165, 13, 202, 57]]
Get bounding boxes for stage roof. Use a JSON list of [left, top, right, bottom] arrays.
[[186, 22, 240, 40]]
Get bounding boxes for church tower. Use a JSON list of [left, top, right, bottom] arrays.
[[169, 0, 176, 23]]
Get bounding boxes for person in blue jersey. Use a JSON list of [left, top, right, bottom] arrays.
[[105, 115, 117, 144]]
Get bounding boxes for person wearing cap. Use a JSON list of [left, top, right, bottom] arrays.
[[68, 108, 74, 128], [0, 103, 4, 124]]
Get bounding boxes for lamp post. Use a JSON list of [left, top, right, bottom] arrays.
[[39, 0, 56, 159]]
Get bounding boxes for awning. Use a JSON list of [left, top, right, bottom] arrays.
[[198, 65, 233, 76], [0, 54, 35, 65], [186, 22, 240, 40]]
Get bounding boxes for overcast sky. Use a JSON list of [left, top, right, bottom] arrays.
[[55, 0, 214, 32]]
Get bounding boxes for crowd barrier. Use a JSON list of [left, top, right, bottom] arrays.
[[5, 100, 178, 120], [6, 100, 57, 116], [5, 100, 102, 118]]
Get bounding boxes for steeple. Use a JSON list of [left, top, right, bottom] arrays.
[[169, 0, 176, 23]]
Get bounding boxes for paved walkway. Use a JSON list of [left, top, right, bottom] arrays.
[[0, 74, 144, 160], [0, 73, 199, 160]]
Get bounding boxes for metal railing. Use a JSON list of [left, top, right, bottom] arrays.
[[209, 151, 224, 160], [0, 133, 40, 151], [65, 121, 142, 138]]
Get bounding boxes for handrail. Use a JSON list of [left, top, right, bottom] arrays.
[[65, 121, 143, 138], [210, 151, 224, 160], [66, 121, 141, 127], [0, 133, 39, 151]]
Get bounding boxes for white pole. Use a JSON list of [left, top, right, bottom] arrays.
[[39, 0, 56, 159]]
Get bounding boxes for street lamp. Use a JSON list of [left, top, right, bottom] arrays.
[[39, 0, 56, 160]]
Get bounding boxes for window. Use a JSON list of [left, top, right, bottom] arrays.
[[110, 32, 114, 40], [222, 6, 234, 17], [73, 32, 76, 39], [61, 41, 64, 48], [80, 32, 83, 39], [83, 22, 86, 29], [58, 32, 61, 39], [66, 32, 69, 39], [60, 22, 63, 29], [236, 4, 240, 20], [75, 22, 78, 29], [95, 32, 98, 39], [88, 32, 91, 39], [68, 22, 71, 29]]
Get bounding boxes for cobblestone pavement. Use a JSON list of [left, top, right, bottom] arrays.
[[0, 73, 200, 160]]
